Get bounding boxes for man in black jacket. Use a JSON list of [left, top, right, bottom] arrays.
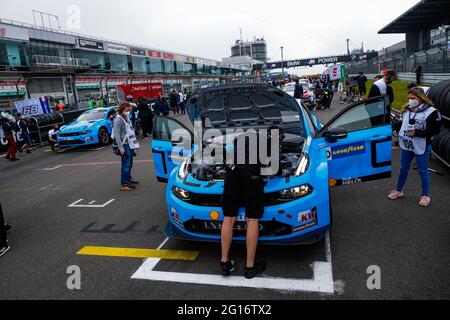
[[137, 97, 152, 137], [294, 79, 304, 99], [169, 90, 179, 115], [415, 64, 423, 85]]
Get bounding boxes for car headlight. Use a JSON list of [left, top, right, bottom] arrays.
[[78, 130, 92, 135], [278, 184, 313, 201], [173, 186, 191, 201], [295, 153, 310, 177]]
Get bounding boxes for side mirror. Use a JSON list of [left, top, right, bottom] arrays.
[[324, 127, 348, 143], [171, 136, 183, 145]]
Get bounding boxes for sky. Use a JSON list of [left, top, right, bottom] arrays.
[[2, 0, 420, 75]]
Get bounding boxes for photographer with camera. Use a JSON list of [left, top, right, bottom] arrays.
[[388, 87, 442, 207]]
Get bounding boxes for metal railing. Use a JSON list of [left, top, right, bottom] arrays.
[[32, 55, 90, 68], [347, 45, 450, 75], [350, 73, 450, 85]]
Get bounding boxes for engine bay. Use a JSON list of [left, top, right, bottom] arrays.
[[189, 133, 305, 181]]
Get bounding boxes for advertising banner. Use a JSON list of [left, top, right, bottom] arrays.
[[323, 64, 347, 81], [163, 53, 175, 60], [148, 50, 162, 58], [0, 24, 30, 41], [107, 43, 128, 55], [0, 81, 26, 97], [129, 47, 146, 56], [254, 53, 378, 71], [14, 97, 51, 117], [78, 38, 104, 51], [75, 78, 101, 90]]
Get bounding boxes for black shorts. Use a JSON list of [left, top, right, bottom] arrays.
[[222, 168, 264, 220]]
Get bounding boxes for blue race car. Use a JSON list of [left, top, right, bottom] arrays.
[[151, 84, 392, 245], [58, 107, 117, 147]]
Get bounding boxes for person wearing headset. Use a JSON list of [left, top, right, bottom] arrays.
[[388, 87, 442, 207]]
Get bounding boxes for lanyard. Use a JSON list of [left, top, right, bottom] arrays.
[[408, 104, 427, 125]]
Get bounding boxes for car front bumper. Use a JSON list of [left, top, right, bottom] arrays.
[[166, 188, 331, 245], [57, 133, 99, 147]]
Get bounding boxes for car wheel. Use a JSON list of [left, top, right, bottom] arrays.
[[98, 128, 110, 146]]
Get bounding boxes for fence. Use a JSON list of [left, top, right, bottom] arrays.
[[350, 73, 450, 85], [347, 45, 450, 75], [32, 55, 90, 68]]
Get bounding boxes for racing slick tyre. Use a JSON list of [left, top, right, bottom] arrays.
[[428, 80, 446, 101], [446, 92, 450, 117], [438, 131, 450, 163], [431, 80, 450, 117], [432, 128, 448, 153], [446, 138, 450, 164], [439, 85, 450, 118], [98, 128, 110, 146]]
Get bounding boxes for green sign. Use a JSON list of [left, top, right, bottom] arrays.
[[0, 91, 26, 97]]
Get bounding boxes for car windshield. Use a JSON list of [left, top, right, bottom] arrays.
[[77, 110, 107, 122]]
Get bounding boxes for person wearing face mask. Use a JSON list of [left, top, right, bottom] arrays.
[[112, 103, 141, 192], [388, 87, 442, 207]]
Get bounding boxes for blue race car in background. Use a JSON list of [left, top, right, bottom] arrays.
[[58, 107, 117, 148], [151, 84, 392, 245]]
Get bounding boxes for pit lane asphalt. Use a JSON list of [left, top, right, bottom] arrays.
[[0, 99, 449, 300]]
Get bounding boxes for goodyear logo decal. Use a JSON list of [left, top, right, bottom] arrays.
[[328, 142, 366, 160]]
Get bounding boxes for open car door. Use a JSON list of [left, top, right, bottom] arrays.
[[316, 97, 392, 187], [152, 116, 193, 183]]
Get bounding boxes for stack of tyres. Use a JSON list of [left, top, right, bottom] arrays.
[[30, 112, 63, 128], [429, 80, 450, 164], [29, 112, 64, 143], [428, 80, 450, 118]]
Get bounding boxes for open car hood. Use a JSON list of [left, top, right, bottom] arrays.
[[187, 84, 303, 130]]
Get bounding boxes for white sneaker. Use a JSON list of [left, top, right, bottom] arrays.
[[0, 244, 11, 257], [419, 197, 431, 207], [388, 190, 405, 200]]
